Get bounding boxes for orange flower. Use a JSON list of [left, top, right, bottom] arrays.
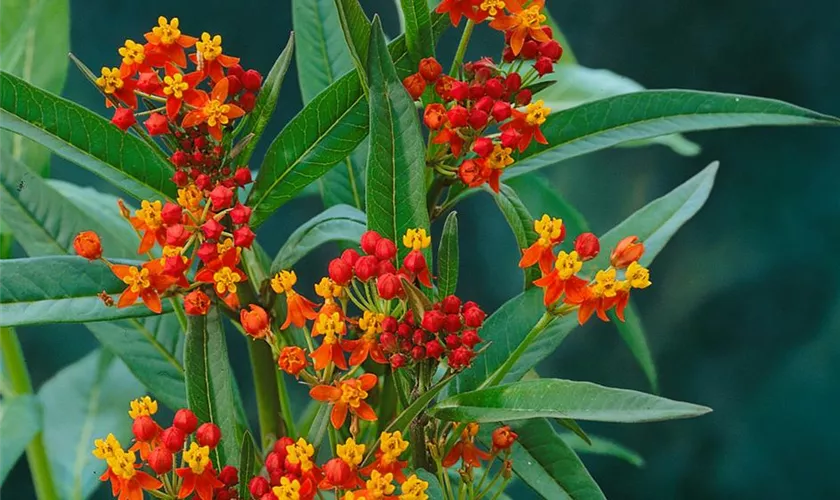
[[310, 312, 348, 371], [144, 17, 197, 67], [343, 311, 388, 366], [194, 247, 247, 309], [96, 66, 138, 109], [184, 289, 211, 316], [278, 346, 309, 377], [436, 0, 489, 26], [489, 0, 550, 55], [349, 470, 397, 500], [117, 39, 151, 77], [499, 99, 550, 152], [563, 266, 648, 324], [360, 431, 410, 484], [519, 214, 564, 273], [532, 250, 586, 306], [272, 271, 318, 329], [111, 259, 175, 313], [92, 435, 162, 500], [129, 200, 167, 254], [610, 236, 645, 269], [491, 425, 518, 451], [319, 438, 366, 490], [162, 63, 204, 120], [309, 373, 378, 429], [442, 423, 491, 468], [175, 442, 224, 500], [191, 32, 240, 82], [181, 77, 245, 141], [74, 231, 103, 260]]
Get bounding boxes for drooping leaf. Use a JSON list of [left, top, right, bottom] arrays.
[[490, 184, 540, 288], [270, 204, 366, 273], [39, 349, 143, 500], [508, 419, 606, 500], [235, 33, 295, 165], [0, 395, 42, 484], [247, 14, 449, 227], [432, 379, 712, 423], [437, 211, 459, 297], [238, 431, 259, 500], [399, 0, 435, 63], [560, 432, 645, 467], [364, 17, 430, 258], [333, 0, 372, 88], [0, 71, 177, 201], [184, 305, 243, 467], [0, 256, 170, 327]]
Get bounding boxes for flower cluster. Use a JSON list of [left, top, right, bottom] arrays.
[[518, 214, 652, 324], [92, 397, 238, 500]]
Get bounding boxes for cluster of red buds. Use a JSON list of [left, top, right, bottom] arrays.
[[501, 26, 563, 75], [92, 397, 239, 500], [379, 295, 486, 370]]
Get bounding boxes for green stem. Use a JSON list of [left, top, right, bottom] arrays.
[[410, 362, 433, 471], [426, 176, 447, 217], [275, 369, 297, 438], [247, 340, 284, 448], [478, 312, 554, 390], [0, 327, 59, 500], [449, 20, 476, 76]]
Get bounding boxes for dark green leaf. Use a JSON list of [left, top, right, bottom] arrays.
[[0, 71, 177, 201], [557, 418, 591, 445], [432, 379, 712, 423], [490, 184, 540, 287], [399, 0, 435, 63], [0, 256, 170, 327], [509, 419, 606, 499], [235, 33, 295, 166], [185, 305, 243, 467], [509, 91, 840, 179], [560, 432, 645, 467], [238, 431, 259, 499], [39, 349, 142, 499], [270, 204, 366, 273], [0, 395, 41, 484], [365, 17, 430, 256], [333, 0, 372, 88], [437, 211, 459, 297]]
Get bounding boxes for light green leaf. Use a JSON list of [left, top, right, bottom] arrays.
[[0, 71, 177, 201], [235, 33, 295, 166], [333, 0, 372, 88], [0, 256, 170, 327], [0, 395, 42, 484], [560, 432, 645, 467], [490, 184, 539, 288], [508, 419, 606, 499], [437, 211, 459, 298], [306, 403, 331, 447], [185, 305, 243, 467], [509, 91, 839, 179], [238, 431, 259, 500], [364, 17, 430, 257], [434, 379, 711, 423], [39, 349, 143, 500], [270, 204, 366, 273], [399, 0, 435, 63]]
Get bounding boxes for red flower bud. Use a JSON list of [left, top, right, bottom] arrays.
[[148, 446, 173, 474], [412, 329, 427, 346], [443, 314, 462, 333], [539, 40, 563, 61], [379, 332, 397, 351], [515, 89, 533, 106], [534, 56, 554, 77], [132, 415, 159, 442], [403, 250, 428, 275], [491, 101, 512, 122], [197, 242, 218, 263], [170, 151, 189, 167], [377, 273, 403, 300], [278, 346, 308, 376], [227, 74, 242, 94], [474, 96, 494, 114], [165, 224, 190, 246], [448, 345, 474, 370], [323, 458, 354, 488], [354, 255, 379, 282], [472, 137, 494, 158], [411, 345, 426, 360], [360, 230, 382, 255], [441, 295, 461, 314], [111, 108, 136, 131], [230, 203, 252, 225], [228, 64, 245, 79], [137, 71, 161, 94], [434, 75, 456, 100], [377, 259, 397, 276], [209, 185, 234, 210], [341, 248, 360, 266], [449, 81, 469, 101], [194, 137, 208, 149], [233, 226, 256, 248], [542, 26, 554, 38], [423, 103, 447, 130], [505, 73, 522, 92], [163, 255, 189, 278], [421, 310, 445, 333], [241, 304, 271, 339], [234, 167, 253, 186], [144, 113, 169, 135], [468, 109, 489, 129], [574, 232, 600, 261], [172, 170, 189, 187], [328, 258, 353, 285], [491, 426, 518, 450], [425, 340, 445, 359], [462, 329, 482, 348], [73, 231, 102, 260], [463, 305, 485, 327], [502, 46, 516, 62], [468, 83, 485, 100], [219, 465, 239, 486], [390, 353, 407, 369], [446, 105, 469, 128], [184, 289, 211, 316], [201, 218, 224, 240], [458, 159, 485, 187], [249, 476, 271, 498], [418, 57, 443, 81], [242, 69, 263, 91], [274, 436, 295, 457], [196, 422, 221, 449], [160, 202, 182, 225], [485, 78, 505, 99], [173, 408, 199, 433], [240, 91, 256, 112], [521, 40, 539, 59], [382, 316, 398, 333], [375, 238, 398, 261], [445, 333, 461, 349], [402, 73, 426, 100], [160, 426, 186, 452], [195, 173, 212, 191], [500, 128, 522, 149], [610, 236, 644, 268]]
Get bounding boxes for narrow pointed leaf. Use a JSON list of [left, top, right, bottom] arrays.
[[560, 432, 645, 467], [437, 211, 459, 297], [306, 404, 331, 447], [0, 256, 170, 327], [0, 395, 42, 484], [399, 0, 435, 63], [0, 72, 176, 201], [364, 17, 430, 255], [270, 204, 366, 273], [490, 184, 540, 288], [610, 305, 658, 393], [333, 0, 372, 87], [185, 305, 243, 467], [432, 379, 712, 423], [238, 431, 259, 500]]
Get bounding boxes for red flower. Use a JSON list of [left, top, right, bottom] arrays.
[[309, 373, 378, 429], [499, 99, 551, 152], [175, 443, 224, 500], [490, 0, 550, 55], [181, 77, 245, 141], [194, 247, 247, 309], [162, 64, 204, 120], [110, 259, 176, 313], [74, 231, 103, 260], [443, 423, 491, 468], [519, 214, 565, 274], [436, 0, 488, 26], [144, 17, 197, 67]]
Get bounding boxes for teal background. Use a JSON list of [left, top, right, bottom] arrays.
[[3, 0, 839, 498]]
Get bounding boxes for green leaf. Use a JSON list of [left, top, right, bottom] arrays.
[[399, 0, 435, 63], [610, 305, 658, 393], [509, 91, 840, 179], [432, 379, 712, 423], [247, 14, 449, 227], [557, 417, 591, 445], [333, 0, 372, 88], [39, 349, 143, 500], [508, 419, 606, 500], [0, 395, 42, 484], [0, 71, 177, 201], [238, 431, 259, 500], [414, 469, 444, 499], [560, 432, 645, 467], [184, 305, 243, 467], [490, 184, 540, 288], [235, 33, 295, 166], [436, 211, 459, 297], [306, 403, 331, 447], [0, 256, 170, 327], [364, 17, 430, 256], [270, 204, 366, 273]]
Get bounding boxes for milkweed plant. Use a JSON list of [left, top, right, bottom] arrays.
[[1, 1, 838, 499]]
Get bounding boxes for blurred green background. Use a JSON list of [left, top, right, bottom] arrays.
[[3, 0, 839, 498]]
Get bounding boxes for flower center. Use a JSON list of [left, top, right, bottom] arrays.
[[525, 100, 550, 126], [197, 32, 223, 61], [534, 215, 563, 246], [202, 99, 231, 127], [119, 40, 145, 65], [487, 144, 514, 170], [272, 478, 301, 500], [480, 0, 506, 15], [592, 269, 618, 298], [555, 251, 582, 280], [518, 5, 547, 29], [96, 67, 124, 94], [163, 73, 190, 99], [213, 266, 241, 295], [153, 17, 181, 45], [183, 443, 210, 474], [137, 200, 163, 229], [339, 380, 368, 408], [285, 439, 314, 472], [123, 267, 151, 293]]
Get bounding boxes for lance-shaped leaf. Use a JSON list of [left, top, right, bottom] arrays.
[[0, 256, 170, 327], [491, 184, 540, 288], [39, 349, 143, 500], [437, 211, 459, 297], [235, 33, 295, 166], [333, 0, 372, 87], [237, 431, 259, 500], [507, 419, 606, 500], [507, 90, 840, 179], [0, 71, 176, 201], [364, 17, 430, 257], [432, 379, 712, 423], [399, 0, 435, 63], [560, 432, 645, 467], [270, 204, 366, 273], [185, 305, 243, 467], [246, 14, 449, 227], [0, 395, 42, 484]]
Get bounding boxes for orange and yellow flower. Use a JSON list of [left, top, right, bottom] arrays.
[[175, 442, 224, 500], [350, 470, 397, 500], [343, 311, 388, 366], [310, 311, 348, 370], [499, 99, 550, 152], [144, 17, 197, 68], [194, 247, 247, 309], [93, 434, 162, 500], [111, 259, 176, 313], [519, 214, 565, 273], [272, 270, 318, 330], [442, 422, 491, 468], [96, 66, 138, 109], [436, 0, 489, 26], [162, 64, 204, 120], [191, 32, 240, 82], [361, 431, 409, 484], [489, 0, 550, 55], [181, 77, 245, 141], [532, 250, 586, 306], [310, 373, 378, 429]]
